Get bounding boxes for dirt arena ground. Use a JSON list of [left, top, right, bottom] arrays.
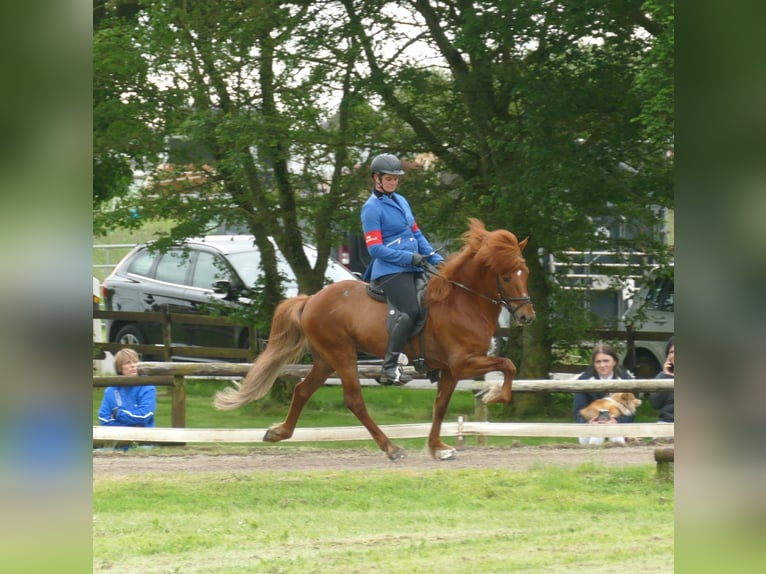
[[93, 443, 666, 477]]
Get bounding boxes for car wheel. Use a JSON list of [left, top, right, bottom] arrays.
[[114, 324, 151, 360], [632, 351, 661, 379]]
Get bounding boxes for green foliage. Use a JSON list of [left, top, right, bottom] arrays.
[[633, 0, 675, 150]]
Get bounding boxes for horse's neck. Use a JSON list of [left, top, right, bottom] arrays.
[[453, 257, 494, 291], [447, 260, 501, 317]]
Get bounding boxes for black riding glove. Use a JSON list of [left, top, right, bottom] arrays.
[[412, 252, 439, 275]]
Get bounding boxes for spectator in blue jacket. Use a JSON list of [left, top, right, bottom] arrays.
[[98, 349, 156, 427], [573, 343, 635, 446], [361, 153, 444, 385], [649, 337, 674, 423]]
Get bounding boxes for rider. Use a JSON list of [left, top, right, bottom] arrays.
[[361, 153, 444, 385]]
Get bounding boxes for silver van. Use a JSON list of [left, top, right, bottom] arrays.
[[619, 266, 674, 377]]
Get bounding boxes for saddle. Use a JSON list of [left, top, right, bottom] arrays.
[[366, 275, 438, 380]]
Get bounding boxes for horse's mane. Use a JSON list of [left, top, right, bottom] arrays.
[[427, 218, 526, 304]]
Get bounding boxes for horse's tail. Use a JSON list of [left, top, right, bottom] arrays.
[[214, 295, 310, 410]]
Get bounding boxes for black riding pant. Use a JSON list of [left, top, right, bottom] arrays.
[[377, 272, 421, 322]]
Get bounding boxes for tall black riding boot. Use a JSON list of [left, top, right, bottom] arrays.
[[379, 314, 414, 385]]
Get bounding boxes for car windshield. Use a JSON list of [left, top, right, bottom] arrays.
[[226, 247, 353, 290]]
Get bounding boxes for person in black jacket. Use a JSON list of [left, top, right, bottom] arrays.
[[649, 337, 674, 423], [573, 343, 635, 445]]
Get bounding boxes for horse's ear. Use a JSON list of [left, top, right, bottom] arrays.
[[518, 236, 530, 251]]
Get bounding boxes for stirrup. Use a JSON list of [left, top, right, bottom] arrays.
[[379, 366, 412, 386]]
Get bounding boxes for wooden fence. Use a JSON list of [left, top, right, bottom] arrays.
[[93, 309, 260, 362], [93, 309, 673, 445], [92, 362, 674, 444]]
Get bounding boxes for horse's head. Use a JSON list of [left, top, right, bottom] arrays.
[[466, 219, 536, 326]]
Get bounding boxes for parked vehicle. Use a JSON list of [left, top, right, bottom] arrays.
[[619, 266, 674, 377], [491, 266, 673, 378], [101, 235, 360, 360]]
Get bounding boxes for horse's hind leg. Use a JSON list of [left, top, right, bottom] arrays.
[[263, 359, 334, 443], [335, 363, 405, 461]]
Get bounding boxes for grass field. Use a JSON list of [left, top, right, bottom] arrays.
[[93, 460, 673, 573]]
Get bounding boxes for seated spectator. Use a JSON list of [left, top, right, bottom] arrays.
[[98, 349, 156, 428], [573, 343, 635, 446], [649, 337, 674, 423]]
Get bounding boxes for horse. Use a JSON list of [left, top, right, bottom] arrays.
[[214, 218, 535, 461]]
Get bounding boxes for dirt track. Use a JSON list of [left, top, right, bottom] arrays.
[[93, 443, 664, 477]]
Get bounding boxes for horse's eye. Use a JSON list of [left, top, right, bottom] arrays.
[[502, 276, 510, 283]]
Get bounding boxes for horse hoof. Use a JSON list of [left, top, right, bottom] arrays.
[[435, 448, 456, 461], [263, 427, 285, 443], [388, 448, 406, 461]]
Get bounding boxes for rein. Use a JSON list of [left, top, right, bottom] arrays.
[[429, 269, 532, 322]]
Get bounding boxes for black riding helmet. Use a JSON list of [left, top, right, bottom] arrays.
[[370, 153, 405, 177]]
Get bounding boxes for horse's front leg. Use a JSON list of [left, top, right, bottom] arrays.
[[452, 355, 517, 405], [428, 371, 459, 460], [478, 356, 517, 404]]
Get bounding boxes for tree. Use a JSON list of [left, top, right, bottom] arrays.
[[341, 0, 674, 382], [94, 1, 383, 326]]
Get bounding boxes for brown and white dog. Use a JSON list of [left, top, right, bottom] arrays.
[[580, 392, 642, 421]]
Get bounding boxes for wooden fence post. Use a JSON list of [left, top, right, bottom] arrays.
[[171, 374, 186, 429], [161, 305, 172, 362], [248, 324, 258, 361], [474, 395, 488, 446], [654, 446, 674, 480]]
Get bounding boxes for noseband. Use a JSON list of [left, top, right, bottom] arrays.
[[494, 275, 532, 322]]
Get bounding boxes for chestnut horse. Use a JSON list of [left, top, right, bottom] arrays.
[[214, 218, 535, 460]]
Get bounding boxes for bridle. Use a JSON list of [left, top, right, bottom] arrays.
[[436, 272, 532, 323], [494, 275, 533, 321]]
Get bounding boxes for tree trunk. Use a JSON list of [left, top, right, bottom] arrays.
[[269, 375, 301, 404], [500, 245, 555, 419]]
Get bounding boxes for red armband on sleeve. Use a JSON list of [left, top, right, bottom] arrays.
[[364, 230, 382, 247]]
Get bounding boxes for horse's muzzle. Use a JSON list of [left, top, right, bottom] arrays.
[[518, 312, 535, 325], [511, 304, 535, 326], [506, 298, 535, 326]]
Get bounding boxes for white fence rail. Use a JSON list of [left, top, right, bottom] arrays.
[[93, 362, 674, 444], [93, 421, 673, 443]]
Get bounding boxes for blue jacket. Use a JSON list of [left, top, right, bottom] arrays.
[[98, 385, 156, 427], [361, 190, 444, 280]]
